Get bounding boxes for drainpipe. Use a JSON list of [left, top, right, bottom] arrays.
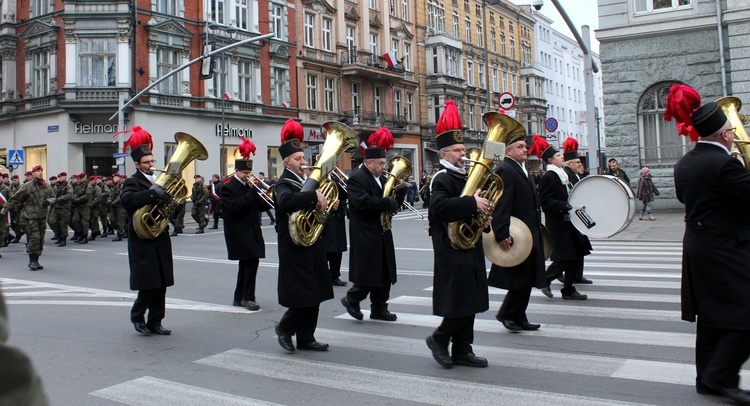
[[716, 0, 727, 96]]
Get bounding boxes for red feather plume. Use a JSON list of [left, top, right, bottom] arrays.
[[367, 127, 394, 151], [562, 137, 579, 154], [527, 134, 550, 160], [280, 119, 304, 144], [664, 84, 702, 142], [115, 126, 154, 153], [236, 136, 256, 159], [436, 100, 462, 134]]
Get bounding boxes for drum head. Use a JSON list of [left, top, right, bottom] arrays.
[[568, 175, 635, 238], [483, 217, 532, 267]]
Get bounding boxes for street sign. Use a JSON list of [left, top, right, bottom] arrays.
[[8, 150, 23, 166], [546, 133, 558, 141], [545, 117, 559, 133], [116, 157, 125, 166], [498, 92, 515, 110], [113, 152, 130, 158]]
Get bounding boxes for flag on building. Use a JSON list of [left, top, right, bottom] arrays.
[[358, 141, 368, 154], [281, 101, 289, 108], [383, 50, 397, 67], [223, 92, 232, 101]]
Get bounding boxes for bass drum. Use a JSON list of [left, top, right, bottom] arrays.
[[568, 175, 635, 238]]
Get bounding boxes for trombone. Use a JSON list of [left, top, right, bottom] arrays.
[[384, 172, 425, 220], [225, 172, 275, 208], [330, 166, 348, 192]]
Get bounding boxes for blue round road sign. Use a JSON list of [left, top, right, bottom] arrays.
[[545, 117, 559, 133]]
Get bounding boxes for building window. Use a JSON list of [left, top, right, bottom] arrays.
[[492, 67, 498, 92], [272, 67, 287, 106], [210, 0, 226, 24], [404, 43, 411, 71], [635, 0, 691, 13], [452, 12, 459, 38], [322, 18, 332, 51], [489, 11, 495, 24], [427, 2, 445, 33], [212, 54, 229, 98], [79, 38, 116, 87], [502, 70, 508, 91], [491, 29, 496, 52], [157, 48, 181, 95], [447, 48, 459, 77], [32, 51, 50, 97], [500, 34, 506, 56], [394, 90, 402, 117], [346, 26, 356, 53], [469, 105, 475, 130], [30, 0, 51, 17], [638, 82, 687, 167], [235, 0, 249, 30], [156, 0, 178, 15], [478, 64, 484, 88], [374, 86, 382, 114], [406, 93, 414, 121], [510, 37, 515, 56], [271, 5, 284, 39], [402, 0, 409, 20], [370, 33, 378, 55], [352, 82, 360, 112], [307, 74, 318, 110], [465, 18, 471, 44], [466, 61, 474, 86], [324, 77, 335, 112], [433, 95, 441, 123], [238, 60, 255, 102], [304, 13, 315, 47], [432, 47, 439, 74], [390, 0, 397, 16], [476, 23, 483, 47], [392, 39, 400, 60]]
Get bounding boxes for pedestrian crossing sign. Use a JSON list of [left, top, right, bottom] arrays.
[[8, 149, 23, 165]]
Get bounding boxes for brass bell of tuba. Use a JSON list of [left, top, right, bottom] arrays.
[[289, 122, 358, 247], [717, 97, 750, 169], [447, 112, 524, 250], [380, 156, 413, 231], [133, 132, 209, 240]]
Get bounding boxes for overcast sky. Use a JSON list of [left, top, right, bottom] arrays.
[[511, 0, 601, 53]]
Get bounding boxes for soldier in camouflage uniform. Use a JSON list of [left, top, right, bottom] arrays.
[[49, 172, 73, 247], [191, 175, 209, 233], [86, 176, 102, 241], [169, 174, 185, 236], [1, 165, 53, 270], [9, 174, 23, 243], [71, 173, 91, 244], [109, 174, 127, 241], [46, 176, 58, 239], [101, 177, 112, 235], [0, 173, 11, 249]]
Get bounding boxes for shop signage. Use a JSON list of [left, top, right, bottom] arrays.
[[215, 123, 252, 138], [75, 122, 120, 134], [47, 125, 59, 133], [304, 127, 325, 142]]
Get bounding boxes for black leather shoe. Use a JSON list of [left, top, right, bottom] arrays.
[[195, 228, 204, 234], [540, 287, 553, 298], [112, 235, 122, 241], [341, 297, 363, 320], [576, 277, 594, 284], [241, 299, 260, 311], [696, 380, 721, 396], [562, 291, 588, 300], [370, 311, 397, 321], [714, 387, 750, 405], [495, 315, 523, 332], [297, 341, 329, 351], [521, 322, 541, 331], [147, 325, 172, 335], [275, 326, 295, 352], [332, 278, 348, 286], [452, 352, 488, 367], [425, 336, 453, 368], [170, 230, 178, 236], [133, 322, 151, 335], [77, 238, 88, 244], [209, 226, 218, 230], [232, 300, 243, 307]]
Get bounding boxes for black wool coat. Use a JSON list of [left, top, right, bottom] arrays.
[[428, 166, 489, 317], [487, 159, 546, 290], [321, 183, 348, 253], [538, 170, 591, 262], [274, 169, 334, 308], [347, 165, 398, 287], [220, 176, 273, 260], [674, 142, 750, 328], [120, 171, 174, 291], [563, 166, 584, 186]]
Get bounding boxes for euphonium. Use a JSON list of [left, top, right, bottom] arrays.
[[447, 112, 524, 250], [133, 132, 209, 240], [716, 97, 750, 169], [380, 156, 413, 231], [289, 122, 358, 247]]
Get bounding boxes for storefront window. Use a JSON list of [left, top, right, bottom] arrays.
[[24, 145, 47, 174], [84, 143, 118, 176]]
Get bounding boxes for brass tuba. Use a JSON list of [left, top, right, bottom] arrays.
[[717, 97, 750, 168], [447, 112, 523, 250], [133, 132, 209, 240], [380, 156, 413, 231], [289, 122, 358, 247]]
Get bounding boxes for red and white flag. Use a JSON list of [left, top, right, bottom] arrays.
[[358, 141, 368, 154], [383, 50, 397, 67], [281, 101, 289, 108], [0, 192, 9, 223], [223, 92, 232, 101]]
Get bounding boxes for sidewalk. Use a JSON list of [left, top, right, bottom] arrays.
[[603, 209, 685, 242]]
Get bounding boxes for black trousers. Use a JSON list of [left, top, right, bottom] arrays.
[[545, 258, 583, 293], [696, 319, 750, 389], [131, 287, 167, 327], [346, 284, 392, 313], [327, 252, 343, 280], [432, 315, 475, 356], [210, 202, 220, 227], [258, 210, 275, 223], [498, 285, 532, 324], [278, 306, 320, 346], [234, 258, 259, 302]]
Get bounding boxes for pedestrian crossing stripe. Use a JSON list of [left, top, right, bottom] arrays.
[[8, 150, 23, 165]]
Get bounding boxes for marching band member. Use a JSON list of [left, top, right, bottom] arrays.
[[561, 138, 593, 286], [321, 178, 348, 287], [532, 136, 590, 300], [488, 132, 546, 332], [274, 119, 333, 352], [341, 128, 401, 322], [667, 84, 750, 404], [425, 100, 490, 368], [220, 137, 272, 311]]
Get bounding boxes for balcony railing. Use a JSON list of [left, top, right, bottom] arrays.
[[342, 109, 408, 129], [340, 49, 406, 75]]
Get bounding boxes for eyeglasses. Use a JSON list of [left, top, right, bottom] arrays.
[[445, 147, 467, 154], [139, 159, 157, 164], [723, 127, 738, 135]]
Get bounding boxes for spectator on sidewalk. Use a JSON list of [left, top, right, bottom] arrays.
[[636, 167, 659, 221]]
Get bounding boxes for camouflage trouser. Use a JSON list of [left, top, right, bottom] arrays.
[[100, 204, 109, 232], [0, 214, 8, 241], [89, 205, 100, 234], [170, 204, 185, 231], [24, 217, 46, 255], [11, 210, 24, 236], [72, 206, 90, 236], [191, 204, 208, 228], [50, 208, 71, 238], [115, 207, 126, 233]]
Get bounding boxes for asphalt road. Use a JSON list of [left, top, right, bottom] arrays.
[[1, 209, 746, 405]]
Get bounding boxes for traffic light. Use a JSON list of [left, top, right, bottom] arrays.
[[0, 153, 7, 168]]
